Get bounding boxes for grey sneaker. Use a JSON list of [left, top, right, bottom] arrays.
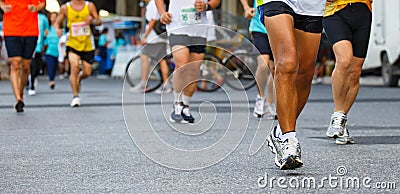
[[253, 96, 265, 118], [326, 112, 346, 138], [169, 102, 185, 123], [278, 137, 303, 170], [336, 127, 355, 144]]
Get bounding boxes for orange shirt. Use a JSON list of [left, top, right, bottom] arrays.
[[3, 0, 41, 36]]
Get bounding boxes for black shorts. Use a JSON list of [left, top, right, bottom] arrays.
[[251, 32, 274, 61], [169, 34, 207, 53], [322, 3, 372, 58], [258, 1, 323, 34], [66, 46, 95, 64], [4, 36, 38, 59]]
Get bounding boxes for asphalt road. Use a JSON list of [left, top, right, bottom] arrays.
[[0, 76, 399, 193]]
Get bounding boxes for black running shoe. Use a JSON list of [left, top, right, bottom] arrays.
[[181, 105, 195, 123], [15, 100, 25, 113]]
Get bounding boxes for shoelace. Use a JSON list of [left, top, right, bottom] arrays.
[[280, 138, 298, 157], [331, 113, 346, 128]]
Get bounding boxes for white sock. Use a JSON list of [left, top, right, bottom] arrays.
[[333, 111, 346, 116], [174, 91, 181, 104], [182, 95, 191, 106], [281, 131, 298, 143]]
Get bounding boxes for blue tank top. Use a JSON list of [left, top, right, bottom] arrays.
[[249, 1, 267, 34]]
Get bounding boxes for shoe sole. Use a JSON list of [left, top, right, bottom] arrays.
[[265, 115, 277, 120], [169, 117, 188, 124], [71, 104, 80, 107], [253, 112, 264, 118], [326, 132, 343, 138], [279, 156, 303, 170], [336, 137, 355, 144]]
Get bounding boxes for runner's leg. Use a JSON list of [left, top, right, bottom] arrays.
[[264, 14, 297, 133], [9, 57, 24, 101], [294, 29, 321, 117], [68, 52, 81, 97]]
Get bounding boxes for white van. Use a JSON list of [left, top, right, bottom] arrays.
[[363, 0, 400, 87]]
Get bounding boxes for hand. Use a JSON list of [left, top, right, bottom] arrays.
[[56, 28, 63, 37], [194, 0, 207, 12], [28, 4, 37, 12], [244, 7, 255, 20], [160, 12, 172, 24], [139, 37, 147, 46], [1, 4, 11, 13], [85, 16, 94, 25]]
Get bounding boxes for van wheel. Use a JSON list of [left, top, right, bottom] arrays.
[[381, 53, 399, 87]]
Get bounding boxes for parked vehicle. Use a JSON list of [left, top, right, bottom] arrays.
[[363, 0, 400, 87]]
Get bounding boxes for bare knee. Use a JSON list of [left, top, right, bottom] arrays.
[[275, 56, 297, 77], [70, 65, 80, 75], [335, 57, 352, 72], [10, 59, 22, 71]]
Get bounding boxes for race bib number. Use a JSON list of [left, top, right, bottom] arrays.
[[181, 8, 201, 25], [71, 22, 90, 37]]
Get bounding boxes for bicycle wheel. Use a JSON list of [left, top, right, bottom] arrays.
[[125, 56, 163, 93], [197, 53, 224, 92], [223, 51, 257, 90]]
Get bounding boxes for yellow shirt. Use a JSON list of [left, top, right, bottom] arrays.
[[66, 1, 95, 52], [324, 0, 373, 17]]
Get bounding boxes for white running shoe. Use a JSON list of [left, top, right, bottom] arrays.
[[155, 83, 173, 94], [130, 81, 146, 93], [326, 112, 346, 138], [336, 127, 355, 144], [70, 97, 80, 107], [265, 104, 277, 120], [278, 137, 303, 170], [28, 89, 36, 96], [253, 96, 265, 118]]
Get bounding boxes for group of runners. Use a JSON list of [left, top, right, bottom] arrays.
[[1, 0, 101, 110], [1, 0, 373, 170], [154, 0, 373, 170]]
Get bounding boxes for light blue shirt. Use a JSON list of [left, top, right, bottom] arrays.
[[112, 38, 127, 57], [98, 34, 107, 47], [249, 1, 267, 34], [45, 26, 59, 57], [36, 13, 50, 53]]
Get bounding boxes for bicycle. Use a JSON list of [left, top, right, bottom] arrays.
[[125, 51, 221, 93], [197, 48, 258, 92]]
